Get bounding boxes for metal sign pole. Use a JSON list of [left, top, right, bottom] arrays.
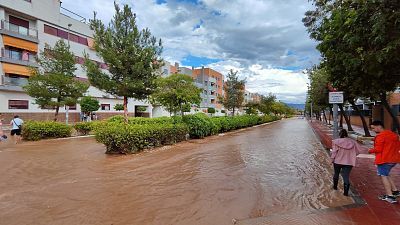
[[333, 103, 339, 139], [329, 91, 343, 140]]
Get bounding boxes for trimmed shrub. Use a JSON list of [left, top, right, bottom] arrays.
[[73, 121, 106, 135], [22, 121, 72, 141], [95, 123, 189, 154], [207, 107, 216, 114], [183, 113, 216, 138], [107, 115, 182, 125]]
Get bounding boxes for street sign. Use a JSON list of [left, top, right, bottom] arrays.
[[329, 92, 344, 104]]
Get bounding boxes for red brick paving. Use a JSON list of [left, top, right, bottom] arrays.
[[309, 120, 400, 225]]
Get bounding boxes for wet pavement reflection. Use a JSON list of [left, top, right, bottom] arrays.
[[0, 119, 353, 225]]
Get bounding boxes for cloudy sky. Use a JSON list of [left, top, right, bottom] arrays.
[[62, 0, 320, 104]]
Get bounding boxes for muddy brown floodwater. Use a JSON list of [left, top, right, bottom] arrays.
[[0, 119, 353, 225]]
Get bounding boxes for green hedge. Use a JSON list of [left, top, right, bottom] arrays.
[[22, 121, 72, 141], [107, 115, 182, 125], [73, 121, 106, 135], [182, 113, 216, 138], [95, 123, 189, 154]]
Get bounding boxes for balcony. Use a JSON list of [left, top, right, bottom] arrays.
[[208, 77, 216, 84], [0, 20, 39, 43], [0, 48, 37, 67], [2, 76, 28, 86]]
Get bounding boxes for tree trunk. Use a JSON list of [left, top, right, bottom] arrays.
[[123, 96, 128, 123], [329, 107, 333, 125], [380, 93, 400, 134], [232, 107, 235, 117], [350, 101, 371, 137], [54, 106, 59, 121], [322, 110, 328, 124], [339, 104, 353, 131]]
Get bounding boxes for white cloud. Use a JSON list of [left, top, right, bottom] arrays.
[[61, 0, 318, 103]]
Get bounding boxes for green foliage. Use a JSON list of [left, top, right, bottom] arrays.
[[80, 96, 100, 113], [182, 113, 216, 138], [94, 114, 281, 153], [84, 2, 163, 121], [207, 107, 216, 114], [221, 110, 226, 114], [95, 123, 189, 154], [73, 121, 106, 135], [136, 106, 147, 112], [24, 40, 89, 121], [22, 121, 72, 141], [151, 74, 201, 116], [219, 70, 246, 115], [114, 104, 124, 111], [257, 94, 276, 115], [107, 115, 182, 125], [304, 0, 400, 131]]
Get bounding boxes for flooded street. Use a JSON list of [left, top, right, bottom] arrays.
[[0, 119, 353, 225]]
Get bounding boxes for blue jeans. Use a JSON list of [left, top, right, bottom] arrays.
[[377, 163, 397, 177]]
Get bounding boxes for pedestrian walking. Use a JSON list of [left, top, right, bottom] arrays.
[[369, 120, 400, 204], [10, 115, 23, 144], [331, 129, 364, 196]]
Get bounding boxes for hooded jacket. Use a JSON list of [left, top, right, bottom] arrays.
[[369, 130, 400, 165], [331, 138, 363, 166]]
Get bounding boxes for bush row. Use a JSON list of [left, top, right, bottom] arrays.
[[22, 121, 73, 141], [95, 123, 189, 154]]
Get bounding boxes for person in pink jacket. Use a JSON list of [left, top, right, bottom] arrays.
[[331, 129, 365, 196]]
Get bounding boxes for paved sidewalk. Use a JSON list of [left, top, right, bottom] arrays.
[[309, 120, 400, 224]]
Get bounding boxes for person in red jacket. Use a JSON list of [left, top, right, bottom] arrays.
[[369, 120, 400, 204]]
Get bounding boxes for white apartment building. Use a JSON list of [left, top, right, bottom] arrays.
[[0, 0, 154, 122]]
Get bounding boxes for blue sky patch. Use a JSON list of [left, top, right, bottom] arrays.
[[182, 55, 220, 67], [193, 19, 204, 30], [155, 0, 167, 4]]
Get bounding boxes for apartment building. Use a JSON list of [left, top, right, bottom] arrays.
[[0, 0, 152, 122], [193, 67, 224, 110]]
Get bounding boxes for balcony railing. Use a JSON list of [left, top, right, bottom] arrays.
[[1, 48, 36, 63], [2, 76, 29, 87], [0, 20, 38, 38]]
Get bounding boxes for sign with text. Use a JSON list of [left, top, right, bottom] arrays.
[[329, 92, 344, 104]]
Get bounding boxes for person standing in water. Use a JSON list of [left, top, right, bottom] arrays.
[[331, 129, 364, 196], [10, 115, 23, 144]]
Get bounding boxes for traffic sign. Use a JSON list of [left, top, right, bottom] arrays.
[[329, 92, 344, 104]]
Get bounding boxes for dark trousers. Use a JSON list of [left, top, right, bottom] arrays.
[[333, 163, 353, 185]]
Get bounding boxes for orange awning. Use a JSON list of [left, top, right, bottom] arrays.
[[2, 63, 32, 76], [2, 35, 38, 52]]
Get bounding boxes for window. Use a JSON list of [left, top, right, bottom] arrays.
[[57, 29, 68, 39], [69, 33, 79, 43], [101, 104, 110, 111], [44, 25, 58, 36], [9, 16, 29, 28], [78, 36, 88, 45], [9, 100, 29, 109], [65, 105, 77, 110]]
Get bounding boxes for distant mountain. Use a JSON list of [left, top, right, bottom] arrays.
[[285, 103, 305, 110]]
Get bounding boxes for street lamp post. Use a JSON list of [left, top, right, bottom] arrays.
[[65, 23, 72, 125]]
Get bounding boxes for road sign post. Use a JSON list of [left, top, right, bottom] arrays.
[[329, 92, 344, 139]]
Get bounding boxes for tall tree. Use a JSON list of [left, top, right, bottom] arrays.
[[219, 70, 246, 116], [150, 74, 201, 116], [304, 0, 400, 133], [84, 2, 163, 123], [24, 40, 89, 121], [258, 93, 276, 115]]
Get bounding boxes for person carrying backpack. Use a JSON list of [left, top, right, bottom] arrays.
[[10, 115, 23, 144]]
